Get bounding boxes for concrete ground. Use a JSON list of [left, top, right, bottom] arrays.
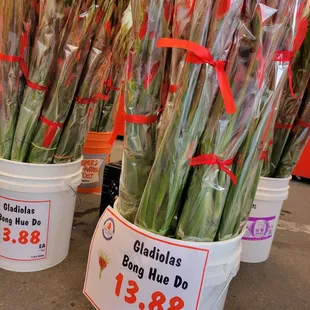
[[1, 142, 310, 310]]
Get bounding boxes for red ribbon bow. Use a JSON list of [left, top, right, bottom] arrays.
[[157, 38, 236, 114], [40, 116, 64, 148], [189, 154, 237, 185], [274, 18, 309, 99]]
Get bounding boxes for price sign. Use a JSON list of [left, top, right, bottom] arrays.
[[81, 158, 105, 185], [84, 207, 209, 310], [0, 196, 50, 261]]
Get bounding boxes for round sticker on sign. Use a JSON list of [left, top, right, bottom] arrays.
[[102, 218, 115, 241]]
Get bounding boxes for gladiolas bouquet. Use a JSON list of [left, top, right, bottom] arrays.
[[1, 0, 131, 165], [217, 0, 308, 240], [53, 0, 115, 163], [114, 0, 309, 245], [0, 0, 24, 159], [262, 11, 310, 177], [90, 3, 132, 133], [11, 0, 75, 162], [117, 0, 173, 223], [275, 84, 310, 178]]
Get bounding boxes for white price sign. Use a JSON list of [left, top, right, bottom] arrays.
[[81, 159, 104, 185], [84, 207, 209, 310], [0, 196, 50, 261]]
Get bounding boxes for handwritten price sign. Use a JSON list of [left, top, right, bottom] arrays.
[[84, 207, 209, 310], [0, 196, 50, 261]]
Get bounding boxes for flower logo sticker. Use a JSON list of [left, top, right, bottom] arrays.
[[98, 249, 110, 279], [102, 218, 115, 241]]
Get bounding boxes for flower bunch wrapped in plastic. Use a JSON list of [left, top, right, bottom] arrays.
[[0, 0, 24, 159], [135, 0, 243, 235], [117, 0, 173, 223]]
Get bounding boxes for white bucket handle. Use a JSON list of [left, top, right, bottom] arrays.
[[210, 272, 233, 310], [210, 251, 241, 309], [67, 184, 81, 208]]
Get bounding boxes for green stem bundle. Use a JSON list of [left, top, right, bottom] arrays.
[[135, 0, 243, 236], [0, 0, 24, 159], [117, 0, 172, 223]]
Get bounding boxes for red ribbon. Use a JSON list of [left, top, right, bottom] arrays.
[[74, 92, 110, 105], [189, 154, 237, 185], [297, 119, 310, 129], [40, 116, 64, 148], [0, 31, 51, 92], [274, 123, 293, 130], [157, 38, 236, 114], [108, 86, 159, 144], [274, 18, 309, 99], [95, 93, 109, 101], [74, 96, 98, 104], [124, 113, 158, 124], [109, 86, 125, 145], [27, 80, 49, 92]]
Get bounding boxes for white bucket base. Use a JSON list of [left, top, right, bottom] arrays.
[[1, 253, 69, 273], [241, 176, 291, 263], [0, 158, 82, 272]]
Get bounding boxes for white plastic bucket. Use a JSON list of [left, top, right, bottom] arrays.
[[241, 176, 291, 263], [198, 232, 243, 309], [113, 202, 244, 310], [0, 158, 82, 272]]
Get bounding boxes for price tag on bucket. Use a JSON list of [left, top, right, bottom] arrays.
[[81, 156, 106, 186], [84, 207, 210, 310], [0, 196, 50, 261]]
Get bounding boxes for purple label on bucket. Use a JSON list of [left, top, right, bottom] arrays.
[[243, 216, 276, 241]]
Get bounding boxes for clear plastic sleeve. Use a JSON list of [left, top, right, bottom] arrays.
[[265, 12, 310, 176], [156, 0, 197, 150], [176, 5, 263, 242], [11, 0, 73, 162], [135, 0, 243, 236], [176, 0, 301, 242], [0, 0, 24, 159], [26, 0, 102, 163], [275, 84, 310, 178], [53, 0, 115, 163], [117, 0, 173, 223]]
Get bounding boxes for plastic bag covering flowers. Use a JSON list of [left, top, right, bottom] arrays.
[[117, 0, 173, 223]]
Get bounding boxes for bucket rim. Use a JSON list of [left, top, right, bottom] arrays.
[[0, 157, 83, 168], [257, 185, 290, 192], [113, 202, 244, 247], [88, 131, 113, 135], [260, 175, 292, 182]]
